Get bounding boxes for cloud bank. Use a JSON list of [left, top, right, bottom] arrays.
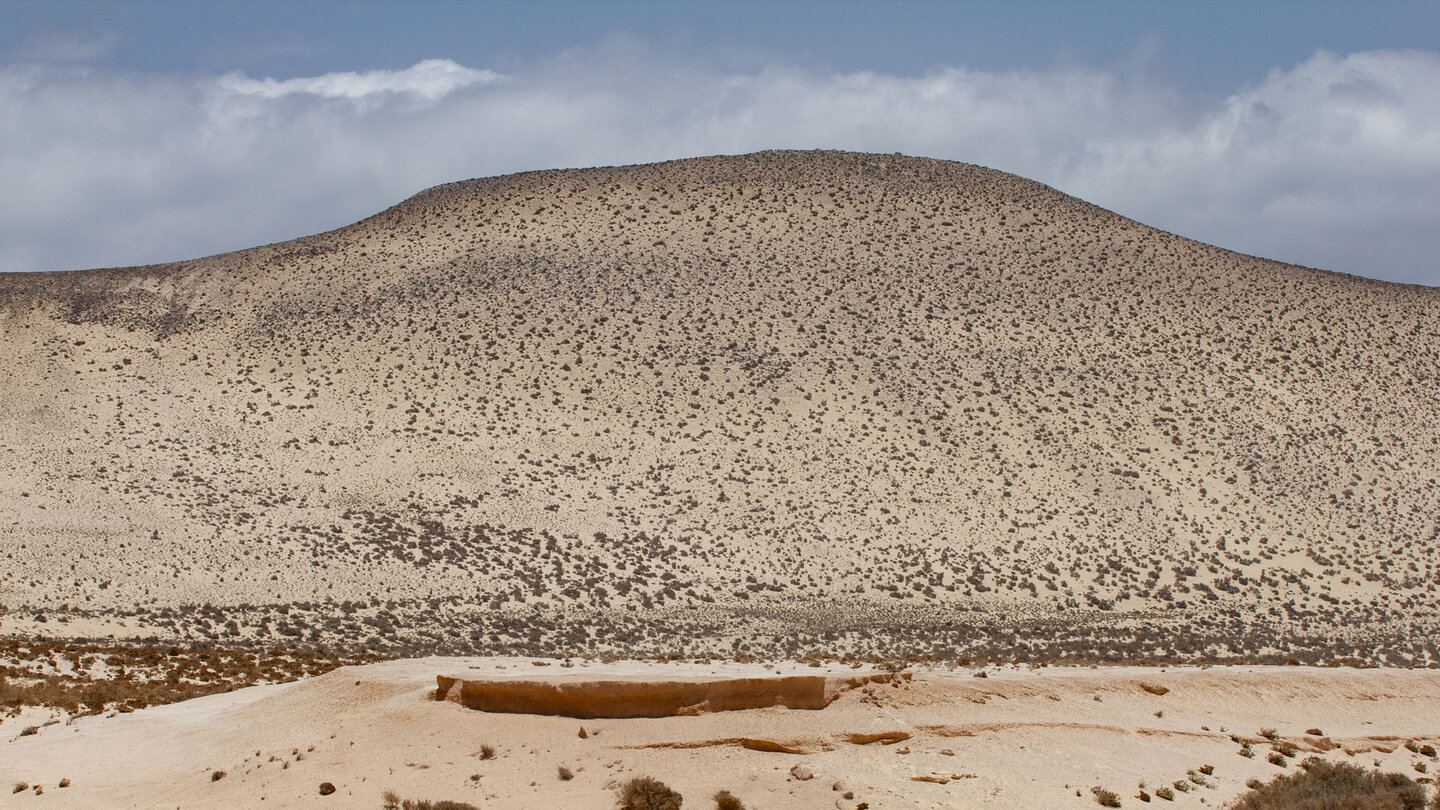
[[2, 45, 1437, 285]]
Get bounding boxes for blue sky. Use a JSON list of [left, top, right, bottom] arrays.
[[3, 0, 1438, 284]]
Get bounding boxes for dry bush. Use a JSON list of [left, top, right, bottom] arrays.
[[714, 790, 746, 810], [1092, 786, 1121, 807], [619, 776, 683, 810], [1230, 757, 1427, 810], [380, 791, 480, 810]]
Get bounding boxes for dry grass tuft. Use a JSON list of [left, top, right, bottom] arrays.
[[1092, 786, 1121, 807], [380, 790, 480, 810]]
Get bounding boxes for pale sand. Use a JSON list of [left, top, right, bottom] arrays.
[[4, 658, 1439, 808]]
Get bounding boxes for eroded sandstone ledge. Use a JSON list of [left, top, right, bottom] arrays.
[[434, 670, 901, 718]]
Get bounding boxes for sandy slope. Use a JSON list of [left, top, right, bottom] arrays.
[[1, 150, 1438, 661], [4, 658, 1439, 809]]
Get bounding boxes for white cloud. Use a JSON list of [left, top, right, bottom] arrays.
[[216, 58, 503, 101], [1, 45, 1436, 285]]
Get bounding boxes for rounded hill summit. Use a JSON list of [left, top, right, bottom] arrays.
[[1, 150, 1436, 663]]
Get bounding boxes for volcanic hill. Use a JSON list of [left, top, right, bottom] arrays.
[[1, 150, 1437, 663]]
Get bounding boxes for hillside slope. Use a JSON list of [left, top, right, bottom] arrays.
[[1, 150, 1437, 662]]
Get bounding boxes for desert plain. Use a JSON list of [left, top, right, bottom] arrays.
[[5, 657, 1440, 809]]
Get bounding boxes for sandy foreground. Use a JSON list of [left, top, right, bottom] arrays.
[[3, 657, 1438, 809]]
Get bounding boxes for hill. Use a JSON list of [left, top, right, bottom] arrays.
[[1, 150, 1437, 663]]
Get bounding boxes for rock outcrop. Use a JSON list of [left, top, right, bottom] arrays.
[[434, 671, 900, 718]]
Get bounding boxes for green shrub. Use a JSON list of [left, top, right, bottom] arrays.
[[1229, 757, 1427, 810]]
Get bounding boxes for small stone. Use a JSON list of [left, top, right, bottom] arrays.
[[790, 765, 814, 781], [318, 782, 336, 796]]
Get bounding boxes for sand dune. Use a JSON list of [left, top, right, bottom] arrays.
[[1, 150, 1437, 662]]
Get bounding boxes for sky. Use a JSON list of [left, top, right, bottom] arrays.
[[2, 0, 1438, 286]]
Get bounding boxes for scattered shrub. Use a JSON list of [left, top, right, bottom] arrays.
[[211, 770, 227, 782], [1092, 786, 1122, 807], [619, 776, 683, 810], [1230, 757, 1427, 810], [479, 744, 495, 760], [12, 783, 29, 794], [1155, 786, 1174, 800], [1260, 728, 1279, 740], [380, 791, 480, 810], [557, 765, 574, 781], [714, 789, 745, 810]]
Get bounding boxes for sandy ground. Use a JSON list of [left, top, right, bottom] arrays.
[[4, 657, 1439, 809]]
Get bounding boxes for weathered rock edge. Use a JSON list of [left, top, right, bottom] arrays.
[[434, 671, 902, 718]]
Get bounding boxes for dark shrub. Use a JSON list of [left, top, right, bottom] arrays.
[[714, 789, 746, 810], [1230, 757, 1427, 810], [619, 776, 683, 810]]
